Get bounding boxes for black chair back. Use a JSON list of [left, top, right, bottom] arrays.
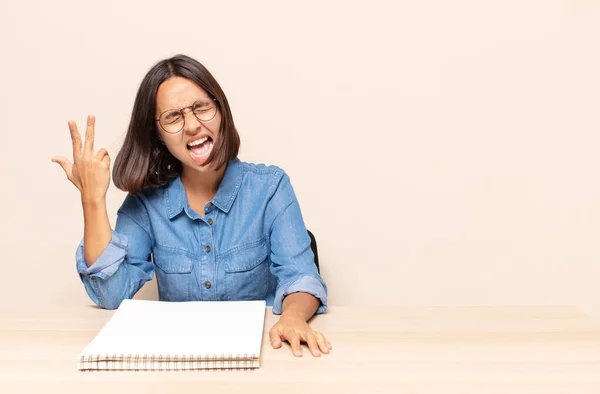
[[307, 230, 320, 274]]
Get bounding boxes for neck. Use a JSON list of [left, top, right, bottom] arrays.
[[180, 164, 227, 200]]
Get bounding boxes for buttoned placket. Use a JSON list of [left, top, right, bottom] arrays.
[[200, 202, 216, 300]]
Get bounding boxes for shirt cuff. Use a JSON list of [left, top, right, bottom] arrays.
[[272, 275, 328, 315], [76, 231, 128, 280]]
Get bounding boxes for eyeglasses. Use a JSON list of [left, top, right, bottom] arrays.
[[155, 98, 218, 134]]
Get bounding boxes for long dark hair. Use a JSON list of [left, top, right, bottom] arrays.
[[113, 54, 240, 195]]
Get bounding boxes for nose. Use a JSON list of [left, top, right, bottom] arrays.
[[181, 108, 202, 135]]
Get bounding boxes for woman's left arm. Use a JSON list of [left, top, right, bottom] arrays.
[[266, 171, 331, 357], [269, 292, 332, 357]]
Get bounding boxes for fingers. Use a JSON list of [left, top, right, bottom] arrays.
[[90, 146, 110, 169], [68, 120, 82, 158], [269, 327, 282, 349], [51, 156, 73, 180], [84, 115, 95, 153], [94, 148, 109, 160], [315, 332, 330, 354], [287, 330, 302, 357], [305, 332, 321, 357], [271, 322, 331, 357], [101, 154, 111, 168]]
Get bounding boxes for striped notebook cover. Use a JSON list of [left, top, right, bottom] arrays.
[[78, 299, 266, 371]]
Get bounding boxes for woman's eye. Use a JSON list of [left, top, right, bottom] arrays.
[[194, 101, 213, 110], [166, 115, 181, 124]]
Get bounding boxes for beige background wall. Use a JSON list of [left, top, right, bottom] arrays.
[[1, 0, 599, 319]]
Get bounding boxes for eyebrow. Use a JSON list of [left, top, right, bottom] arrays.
[[163, 110, 180, 117], [158, 97, 213, 114]]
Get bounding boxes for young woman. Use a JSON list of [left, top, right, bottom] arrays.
[[52, 54, 331, 357]]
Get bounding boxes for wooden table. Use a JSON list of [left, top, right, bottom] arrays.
[[1, 305, 599, 393]]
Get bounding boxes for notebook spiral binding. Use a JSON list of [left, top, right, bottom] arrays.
[[78, 353, 259, 371]]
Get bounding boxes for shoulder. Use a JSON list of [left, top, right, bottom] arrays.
[[239, 159, 286, 178], [237, 160, 299, 211], [118, 185, 163, 218], [129, 185, 163, 207], [237, 160, 290, 191]]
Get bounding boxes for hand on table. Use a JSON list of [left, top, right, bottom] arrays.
[[269, 311, 332, 357]]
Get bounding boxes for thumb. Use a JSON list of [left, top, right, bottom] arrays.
[[269, 327, 283, 349], [51, 156, 73, 179]]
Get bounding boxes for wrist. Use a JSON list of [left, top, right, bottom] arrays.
[[281, 309, 308, 321], [81, 195, 106, 207]]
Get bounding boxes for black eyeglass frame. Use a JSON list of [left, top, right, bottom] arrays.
[[155, 98, 218, 134]]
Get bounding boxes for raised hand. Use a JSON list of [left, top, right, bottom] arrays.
[[52, 115, 111, 203]]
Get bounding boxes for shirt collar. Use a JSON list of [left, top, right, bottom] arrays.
[[211, 158, 244, 213], [164, 158, 244, 219]]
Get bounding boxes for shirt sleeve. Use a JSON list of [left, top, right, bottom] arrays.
[[268, 173, 328, 315], [76, 194, 154, 310]]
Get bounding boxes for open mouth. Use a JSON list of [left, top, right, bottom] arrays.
[[187, 136, 214, 163]]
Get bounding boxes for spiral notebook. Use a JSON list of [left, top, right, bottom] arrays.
[[78, 299, 266, 371]]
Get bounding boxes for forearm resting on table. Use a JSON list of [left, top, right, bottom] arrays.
[[82, 198, 112, 267], [281, 292, 320, 321]]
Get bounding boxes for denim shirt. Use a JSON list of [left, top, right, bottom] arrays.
[[75, 158, 327, 314]]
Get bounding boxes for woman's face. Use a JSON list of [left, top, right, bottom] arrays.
[[155, 76, 222, 172]]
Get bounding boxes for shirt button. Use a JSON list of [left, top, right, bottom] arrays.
[[205, 245, 211, 253], [207, 218, 213, 225], [204, 281, 212, 289]]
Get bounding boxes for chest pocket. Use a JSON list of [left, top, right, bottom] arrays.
[[152, 245, 194, 302], [221, 239, 270, 300]]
